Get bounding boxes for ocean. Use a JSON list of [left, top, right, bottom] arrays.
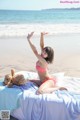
[[0, 9, 80, 37], [0, 9, 80, 77]]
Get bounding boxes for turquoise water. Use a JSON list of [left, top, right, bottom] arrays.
[[0, 9, 80, 24], [0, 9, 80, 37]]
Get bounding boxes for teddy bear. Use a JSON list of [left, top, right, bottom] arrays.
[[3, 69, 27, 87]]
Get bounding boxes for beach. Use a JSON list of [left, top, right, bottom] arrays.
[[0, 33, 80, 78], [0, 9, 80, 78]]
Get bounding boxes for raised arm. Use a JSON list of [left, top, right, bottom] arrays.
[[27, 32, 38, 55], [27, 32, 47, 66], [40, 32, 48, 51]]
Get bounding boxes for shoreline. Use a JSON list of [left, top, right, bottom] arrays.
[[0, 23, 80, 37], [0, 33, 80, 78]]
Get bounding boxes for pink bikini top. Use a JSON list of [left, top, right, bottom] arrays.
[[36, 61, 47, 73]]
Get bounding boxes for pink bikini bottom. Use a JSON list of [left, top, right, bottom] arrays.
[[42, 77, 57, 85]]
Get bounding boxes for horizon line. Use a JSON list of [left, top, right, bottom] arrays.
[[0, 7, 80, 11]]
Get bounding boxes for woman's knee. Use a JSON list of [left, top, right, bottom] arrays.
[[36, 80, 55, 94]]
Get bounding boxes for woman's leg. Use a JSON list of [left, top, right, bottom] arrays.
[[36, 80, 67, 94], [36, 80, 57, 94]]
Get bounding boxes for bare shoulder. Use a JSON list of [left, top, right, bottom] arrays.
[[38, 57, 48, 67]]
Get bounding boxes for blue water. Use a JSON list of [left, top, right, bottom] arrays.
[[0, 9, 80, 24]]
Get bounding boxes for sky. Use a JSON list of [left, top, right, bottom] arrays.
[[0, 0, 80, 10]]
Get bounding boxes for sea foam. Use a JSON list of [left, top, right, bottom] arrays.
[[0, 23, 80, 37]]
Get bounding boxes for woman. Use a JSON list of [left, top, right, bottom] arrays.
[[27, 32, 67, 94]]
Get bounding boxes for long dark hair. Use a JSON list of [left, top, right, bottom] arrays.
[[43, 46, 54, 63]]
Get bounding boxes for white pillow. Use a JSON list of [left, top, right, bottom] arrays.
[[16, 71, 38, 80], [52, 72, 65, 86], [16, 71, 65, 86]]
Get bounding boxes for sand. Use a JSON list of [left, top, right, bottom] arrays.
[[0, 33, 80, 78]]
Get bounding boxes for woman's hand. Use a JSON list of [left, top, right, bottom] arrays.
[[41, 32, 48, 36], [27, 32, 34, 40]]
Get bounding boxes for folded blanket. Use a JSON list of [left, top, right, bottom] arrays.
[[0, 78, 22, 111]]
